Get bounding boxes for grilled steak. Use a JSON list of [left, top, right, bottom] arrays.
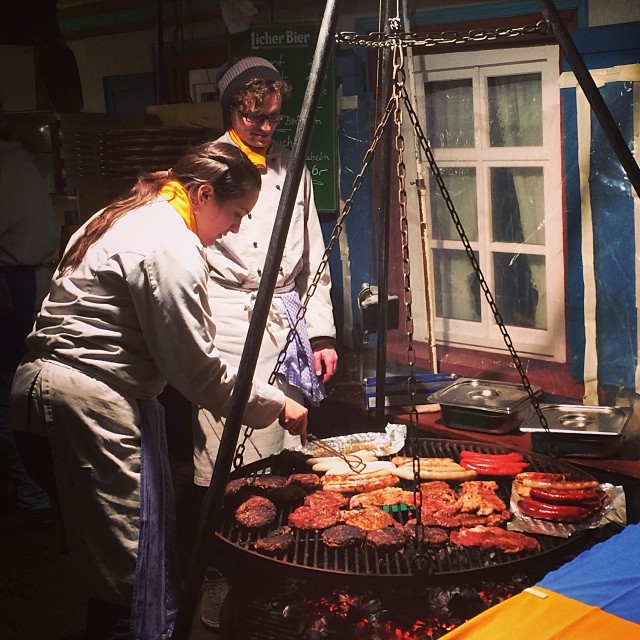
[[456, 480, 506, 516], [254, 526, 295, 556], [288, 504, 341, 530], [235, 495, 277, 529], [349, 487, 415, 509], [366, 526, 407, 551], [340, 507, 399, 531], [286, 473, 322, 492], [321, 524, 366, 548], [450, 526, 540, 554]]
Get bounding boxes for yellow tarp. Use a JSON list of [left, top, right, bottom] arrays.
[[440, 587, 640, 639]]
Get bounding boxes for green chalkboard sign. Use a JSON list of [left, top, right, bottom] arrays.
[[230, 23, 337, 213]]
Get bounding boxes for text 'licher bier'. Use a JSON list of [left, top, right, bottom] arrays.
[[251, 30, 312, 48]]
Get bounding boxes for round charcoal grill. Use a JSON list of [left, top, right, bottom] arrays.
[[213, 439, 598, 585]]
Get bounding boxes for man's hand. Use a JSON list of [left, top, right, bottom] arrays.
[[313, 345, 338, 383]]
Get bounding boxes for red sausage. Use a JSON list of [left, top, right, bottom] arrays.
[[460, 460, 529, 476], [529, 486, 605, 507], [460, 451, 525, 462], [518, 497, 596, 523]]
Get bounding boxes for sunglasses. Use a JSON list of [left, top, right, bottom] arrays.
[[235, 108, 284, 125]]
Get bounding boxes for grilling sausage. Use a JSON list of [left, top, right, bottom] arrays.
[[528, 486, 605, 507], [515, 472, 600, 491], [517, 496, 596, 523]]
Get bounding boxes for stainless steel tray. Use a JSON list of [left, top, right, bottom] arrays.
[[520, 404, 632, 458], [427, 378, 541, 434]]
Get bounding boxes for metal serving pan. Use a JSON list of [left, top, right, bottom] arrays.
[[427, 378, 541, 434], [520, 404, 632, 458]]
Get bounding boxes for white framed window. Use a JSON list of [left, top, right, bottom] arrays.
[[415, 45, 565, 361]]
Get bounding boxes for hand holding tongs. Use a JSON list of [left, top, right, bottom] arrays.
[[306, 433, 367, 473]]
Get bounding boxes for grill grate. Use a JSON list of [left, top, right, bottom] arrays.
[[214, 438, 597, 584]]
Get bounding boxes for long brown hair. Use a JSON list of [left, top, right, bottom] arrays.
[[58, 141, 260, 274]]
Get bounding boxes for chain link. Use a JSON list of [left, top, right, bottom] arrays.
[[336, 20, 549, 49]]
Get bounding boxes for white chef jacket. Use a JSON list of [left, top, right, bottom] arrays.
[[193, 132, 336, 483], [10, 198, 285, 605]]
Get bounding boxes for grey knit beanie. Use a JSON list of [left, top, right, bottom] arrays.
[[218, 57, 282, 108]]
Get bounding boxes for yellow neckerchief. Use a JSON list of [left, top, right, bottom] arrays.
[[229, 128, 267, 169], [159, 180, 196, 232]]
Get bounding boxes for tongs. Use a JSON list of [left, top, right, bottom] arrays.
[[306, 433, 367, 473]]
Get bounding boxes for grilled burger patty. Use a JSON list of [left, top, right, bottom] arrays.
[[235, 495, 277, 529], [286, 473, 322, 492], [254, 526, 295, 555], [366, 526, 407, 551], [321, 524, 367, 548]]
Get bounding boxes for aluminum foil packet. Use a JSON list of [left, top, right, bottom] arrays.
[[296, 423, 407, 457], [507, 483, 627, 538]]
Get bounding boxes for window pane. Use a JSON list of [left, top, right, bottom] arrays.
[[426, 79, 474, 148], [488, 73, 542, 147], [493, 252, 546, 329], [430, 167, 478, 242], [491, 167, 545, 245], [434, 249, 481, 322]]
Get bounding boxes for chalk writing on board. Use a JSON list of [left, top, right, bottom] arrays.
[[230, 23, 337, 212]]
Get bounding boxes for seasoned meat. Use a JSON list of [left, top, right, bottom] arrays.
[[419, 481, 458, 505], [224, 478, 256, 507], [403, 521, 449, 545], [304, 490, 349, 510], [418, 502, 462, 528], [349, 487, 415, 509], [321, 524, 366, 548], [254, 526, 295, 556], [286, 473, 322, 492], [288, 504, 341, 530], [366, 526, 407, 551], [225, 478, 249, 496], [254, 474, 306, 505], [253, 474, 288, 491], [456, 510, 512, 528], [340, 507, 399, 532], [235, 495, 276, 529], [450, 526, 540, 554], [456, 480, 506, 516]]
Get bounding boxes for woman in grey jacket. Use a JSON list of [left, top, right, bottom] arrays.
[[10, 141, 307, 640]]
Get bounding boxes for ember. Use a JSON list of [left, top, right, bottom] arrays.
[[231, 575, 532, 640]]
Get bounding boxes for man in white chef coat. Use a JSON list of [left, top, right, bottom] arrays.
[[191, 56, 338, 632]]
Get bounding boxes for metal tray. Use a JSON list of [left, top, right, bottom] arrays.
[[520, 404, 632, 458], [427, 378, 541, 434]]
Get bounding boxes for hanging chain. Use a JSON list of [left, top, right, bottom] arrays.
[[233, 16, 551, 469], [386, 36, 426, 566], [401, 87, 549, 431], [232, 92, 399, 469], [336, 20, 549, 49]]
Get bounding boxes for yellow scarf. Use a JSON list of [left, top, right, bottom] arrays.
[[229, 128, 267, 169], [159, 180, 196, 232]]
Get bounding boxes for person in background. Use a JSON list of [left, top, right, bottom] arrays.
[[10, 141, 308, 640], [0, 106, 58, 533], [192, 56, 338, 632]]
